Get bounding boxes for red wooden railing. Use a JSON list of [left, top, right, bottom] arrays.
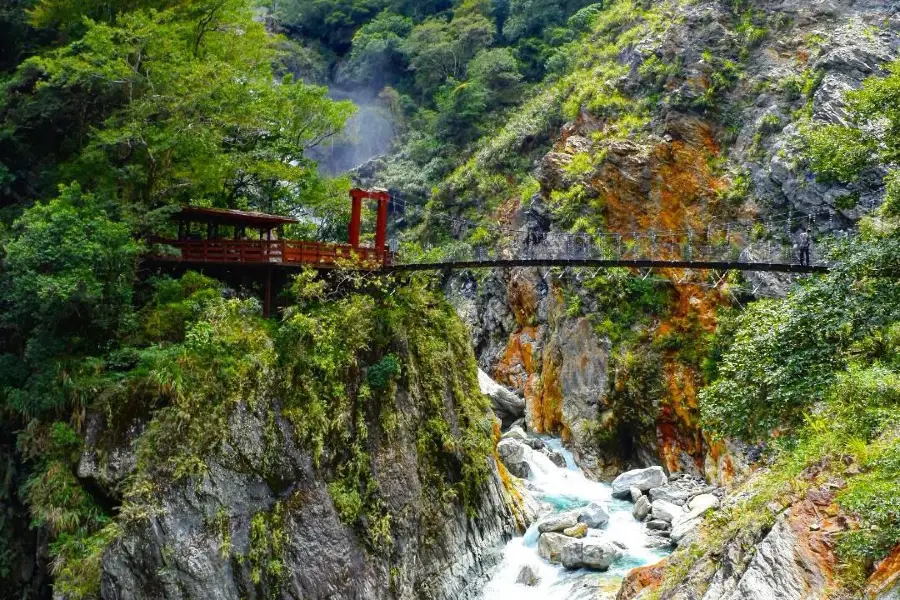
[[151, 239, 391, 268]]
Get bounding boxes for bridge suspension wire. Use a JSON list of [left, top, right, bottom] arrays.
[[383, 191, 844, 242], [378, 191, 850, 273]]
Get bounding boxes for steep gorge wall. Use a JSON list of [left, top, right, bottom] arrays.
[[63, 287, 524, 600], [448, 0, 900, 483], [99, 398, 515, 600]]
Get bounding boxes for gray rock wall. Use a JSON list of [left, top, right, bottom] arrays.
[[100, 395, 516, 600]]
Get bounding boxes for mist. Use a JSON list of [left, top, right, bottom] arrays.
[[309, 86, 398, 176]]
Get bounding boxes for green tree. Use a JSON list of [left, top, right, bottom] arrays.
[[1, 0, 354, 219], [700, 231, 900, 440], [434, 80, 488, 145], [402, 11, 494, 98], [276, 0, 387, 53], [466, 47, 523, 106], [806, 59, 900, 203], [1, 183, 141, 417], [342, 11, 412, 87]]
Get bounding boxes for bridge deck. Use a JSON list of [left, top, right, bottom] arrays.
[[146, 241, 827, 274], [386, 259, 828, 274]]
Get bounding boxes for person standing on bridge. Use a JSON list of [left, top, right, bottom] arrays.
[[797, 228, 811, 266]]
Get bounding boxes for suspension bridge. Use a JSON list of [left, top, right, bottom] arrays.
[[384, 191, 834, 275], [150, 189, 837, 274]]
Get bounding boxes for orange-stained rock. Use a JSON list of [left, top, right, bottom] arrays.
[[493, 325, 541, 393], [507, 273, 540, 327], [617, 559, 668, 600], [867, 545, 900, 599]]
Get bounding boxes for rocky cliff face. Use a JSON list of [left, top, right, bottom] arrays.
[[447, 0, 900, 485], [99, 398, 516, 600], [67, 288, 525, 600], [616, 458, 883, 600]]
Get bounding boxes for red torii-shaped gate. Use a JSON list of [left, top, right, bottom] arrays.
[[349, 187, 390, 255]]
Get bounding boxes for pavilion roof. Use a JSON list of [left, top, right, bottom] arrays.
[[177, 206, 298, 228]]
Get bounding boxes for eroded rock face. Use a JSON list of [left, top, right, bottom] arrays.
[[714, 516, 828, 600], [658, 473, 852, 600], [100, 398, 518, 600], [867, 545, 900, 600], [478, 368, 526, 428], [445, 0, 899, 490]]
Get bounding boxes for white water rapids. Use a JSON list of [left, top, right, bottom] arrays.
[[481, 439, 670, 599]]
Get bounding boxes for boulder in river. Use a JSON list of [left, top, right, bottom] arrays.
[[651, 499, 683, 523], [577, 502, 610, 528], [545, 448, 567, 468], [630, 486, 643, 503], [501, 425, 529, 442], [538, 512, 579, 533], [539, 532, 624, 571], [478, 368, 525, 428], [570, 539, 623, 571], [538, 532, 576, 563], [497, 438, 531, 479], [632, 495, 651, 520], [611, 467, 667, 498], [515, 564, 541, 587]]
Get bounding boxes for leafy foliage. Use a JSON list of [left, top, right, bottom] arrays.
[[700, 232, 900, 440], [805, 59, 900, 186], [1, 0, 353, 216], [1, 183, 141, 419]]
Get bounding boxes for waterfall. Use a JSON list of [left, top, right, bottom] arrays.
[[481, 438, 670, 598]]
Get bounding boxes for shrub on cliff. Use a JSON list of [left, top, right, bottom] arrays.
[[700, 230, 900, 441]]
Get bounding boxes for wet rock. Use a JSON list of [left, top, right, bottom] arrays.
[[577, 502, 610, 528], [538, 512, 579, 534], [645, 535, 675, 550], [633, 496, 652, 520], [479, 368, 526, 428], [501, 425, 529, 442], [563, 523, 589, 538], [630, 487, 643, 503], [538, 532, 577, 563], [515, 564, 541, 587], [497, 439, 531, 479], [539, 532, 623, 571], [526, 437, 545, 451], [612, 467, 668, 498], [651, 499, 683, 523], [545, 448, 567, 468], [646, 519, 672, 531], [574, 539, 623, 571]]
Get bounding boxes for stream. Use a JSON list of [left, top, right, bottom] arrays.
[[482, 439, 670, 599]]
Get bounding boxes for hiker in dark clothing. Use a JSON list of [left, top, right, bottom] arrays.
[[797, 228, 811, 266]]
